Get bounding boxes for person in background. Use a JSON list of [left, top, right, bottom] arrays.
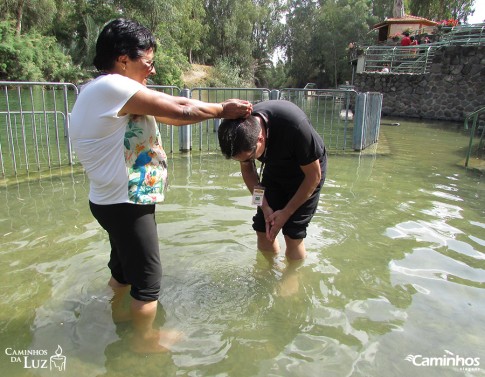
[[410, 35, 418, 55], [69, 18, 252, 353], [401, 31, 411, 46], [217, 100, 327, 261]]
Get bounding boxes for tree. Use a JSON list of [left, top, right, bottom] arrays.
[[1, 0, 57, 36], [0, 20, 84, 82], [285, 0, 319, 87], [202, 0, 254, 76], [171, 0, 208, 64], [408, 0, 475, 22], [250, 0, 286, 87], [313, 0, 372, 87], [285, 0, 372, 87]]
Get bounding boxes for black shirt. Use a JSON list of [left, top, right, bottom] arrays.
[[253, 100, 326, 191]]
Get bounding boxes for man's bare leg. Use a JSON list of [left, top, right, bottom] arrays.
[[279, 241, 305, 297], [257, 231, 280, 255], [284, 236, 306, 260]]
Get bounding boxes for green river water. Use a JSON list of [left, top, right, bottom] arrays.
[[0, 117, 484, 377]]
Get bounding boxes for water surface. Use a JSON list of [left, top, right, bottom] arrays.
[[0, 118, 484, 377]]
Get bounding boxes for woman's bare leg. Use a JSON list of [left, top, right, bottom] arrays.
[[108, 276, 131, 322]]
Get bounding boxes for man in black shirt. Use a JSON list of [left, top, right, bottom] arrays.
[[218, 100, 327, 260]]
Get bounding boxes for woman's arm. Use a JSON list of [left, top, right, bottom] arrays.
[[120, 88, 252, 125]]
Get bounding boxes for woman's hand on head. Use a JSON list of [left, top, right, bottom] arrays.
[[220, 99, 253, 119]]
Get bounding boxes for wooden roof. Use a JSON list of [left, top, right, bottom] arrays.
[[373, 15, 439, 29]]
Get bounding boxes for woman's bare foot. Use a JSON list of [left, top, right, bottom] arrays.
[[131, 329, 183, 354]]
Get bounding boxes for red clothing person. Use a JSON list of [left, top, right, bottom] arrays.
[[401, 32, 411, 46]]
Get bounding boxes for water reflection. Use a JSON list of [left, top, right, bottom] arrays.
[[0, 119, 484, 377]]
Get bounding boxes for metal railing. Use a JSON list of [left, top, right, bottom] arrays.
[[464, 106, 485, 168], [188, 87, 272, 151], [363, 45, 436, 74], [353, 92, 383, 151], [0, 82, 382, 177], [438, 24, 485, 46], [0, 82, 78, 177], [280, 88, 358, 150]]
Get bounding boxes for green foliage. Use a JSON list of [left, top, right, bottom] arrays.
[[0, 0, 479, 86], [152, 22, 190, 87], [371, 0, 394, 21], [22, 0, 57, 34], [207, 58, 253, 88], [151, 53, 185, 87], [285, 0, 376, 87], [285, 0, 319, 86], [0, 21, 85, 82], [266, 60, 291, 89], [408, 0, 475, 22]]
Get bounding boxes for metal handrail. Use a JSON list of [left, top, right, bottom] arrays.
[[439, 24, 485, 46], [363, 45, 436, 74], [464, 106, 485, 167]]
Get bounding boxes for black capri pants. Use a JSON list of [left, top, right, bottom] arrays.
[[89, 201, 162, 302]]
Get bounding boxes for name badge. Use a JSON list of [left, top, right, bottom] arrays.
[[252, 186, 265, 206]]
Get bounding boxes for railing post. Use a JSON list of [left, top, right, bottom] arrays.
[[63, 85, 74, 165], [213, 118, 221, 133], [391, 47, 396, 72], [179, 88, 192, 152], [270, 90, 280, 100], [353, 93, 366, 151]]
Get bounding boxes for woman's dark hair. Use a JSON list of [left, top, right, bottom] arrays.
[[218, 116, 261, 159], [93, 18, 157, 71]]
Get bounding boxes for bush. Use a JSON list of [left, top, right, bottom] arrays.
[[0, 21, 85, 82], [208, 58, 253, 88], [151, 52, 185, 88]]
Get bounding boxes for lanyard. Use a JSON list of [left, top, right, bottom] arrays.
[[254, 157, 265, 184], [254, 121, 268, 184]]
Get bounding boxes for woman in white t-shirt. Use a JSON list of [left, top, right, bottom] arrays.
[[70, 18, 252, 354]]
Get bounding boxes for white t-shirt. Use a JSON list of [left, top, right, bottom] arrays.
[[70, 74, 168, 205]]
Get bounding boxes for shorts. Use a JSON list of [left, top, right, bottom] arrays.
[[89, 201, 162, 302], [252, 186, 322, 239], [252, 153, 326, 240]]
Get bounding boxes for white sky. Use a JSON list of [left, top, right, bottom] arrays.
[[468, 0, 485, 23]]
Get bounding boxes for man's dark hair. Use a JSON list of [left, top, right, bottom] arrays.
[[93, 18, 157, 71], [218, 116, 261, 159]]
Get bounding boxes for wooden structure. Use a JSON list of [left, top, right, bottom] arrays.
[[372, 15, 438, 42]]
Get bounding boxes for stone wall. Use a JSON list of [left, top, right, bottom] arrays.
[[352, 46, 485, 122]]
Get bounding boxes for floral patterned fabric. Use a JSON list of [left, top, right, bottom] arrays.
[[124, 115, 168, 204]]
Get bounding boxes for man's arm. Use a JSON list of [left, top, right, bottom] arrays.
[[120, 89, 252, 125], [266, 159, 321, 241]]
